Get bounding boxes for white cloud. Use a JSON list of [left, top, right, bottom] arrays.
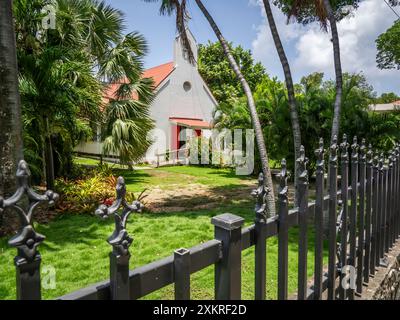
[[251, 0, 400, 94]]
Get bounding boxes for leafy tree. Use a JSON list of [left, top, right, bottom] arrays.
[[146, 0, 276, 215], [374, 92, 400, 103], [198, 41, 267, 104], [376, 20, 400, 70]]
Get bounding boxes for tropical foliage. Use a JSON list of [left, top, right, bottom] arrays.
[[214, 72, 400, 174], [198, 41, 267, 104], [14, 0, 154, 184], [273, 0, 360, 27]]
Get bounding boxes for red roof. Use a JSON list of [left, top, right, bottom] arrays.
[[142, 62, 175, 88], [170, 117, 211, 129], [102, 62, 175, 105]]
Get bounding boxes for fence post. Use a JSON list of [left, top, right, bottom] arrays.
[[95, 177, 144, 300], [396, 144, 400, 239], [277, 159, 289, 300], [363, 144, 373, 283], [377, 155, 387, 266], [386, 156, 393, 253], [297, 146, 309, 300], [252, 173, 268, 300], [390, 150, 397, 246], [313, 139, 325, 300], [212, 213, 244, 300], [327, 136, 338, 300], [339, 134, 349, 300], [370, 154, 379, 275], [174, 248, 191, 300], [356, 139, 366, 296], [0, 160, 58, 300], [393, 146, 399, 242], [348, 136, 359, 300], [380, 157, 389, 267]]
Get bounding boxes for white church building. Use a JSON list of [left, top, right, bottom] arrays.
[[75, 30, 218, 165]]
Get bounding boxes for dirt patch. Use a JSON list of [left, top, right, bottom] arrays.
[[143, 181, 256, 213]]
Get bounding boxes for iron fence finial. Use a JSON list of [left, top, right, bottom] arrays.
[[330, 136, 338, 165], [360, 139, 366, 162], [315, 138, 325, 173], [252, 172, 269, 222], [278, 159, 288, 195], [367, 144, 373, 165], [351, 136, 359, 163], [340, 134, 349, 162], [379, 153, 384, 170], [95, 176, 144, 256], [296, 145, 309, 184], [0, 160, 59, 264]]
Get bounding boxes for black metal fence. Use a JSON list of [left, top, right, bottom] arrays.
[[1, 135, 400, 300]]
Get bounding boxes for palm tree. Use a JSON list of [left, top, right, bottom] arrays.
[[0, 0, 24, 198], [262, 0, 302, 206], [15, 0, 155, 179], [322, 0, 342, 143], [99, 31, 155, 167], [282, 0, 344, 143], [18, 45, 103, 188], [146, 0, 276, 215]]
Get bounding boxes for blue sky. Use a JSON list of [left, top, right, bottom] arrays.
[[106, 0, 400, 95]]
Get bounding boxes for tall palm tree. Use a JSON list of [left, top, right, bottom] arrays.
[[322, 0, 342, 143], [284, 0, 344, 143], [0, 0, 24, 198], [146, 0, 276, 215], [262, 0, 302, 206]]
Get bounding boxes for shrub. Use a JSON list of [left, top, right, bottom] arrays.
[[55, 165, 148, 215], [55, 175, 115, 214]]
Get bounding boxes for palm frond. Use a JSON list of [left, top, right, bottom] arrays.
[[143, 0, 195, 63]]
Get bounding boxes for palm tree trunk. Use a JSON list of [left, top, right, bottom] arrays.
[[262, 0, 302, 207], [0, 0, 23, 199], [194, 0, 276, 215], [323, 0, 343, 143], [44, 117, 55, 190]]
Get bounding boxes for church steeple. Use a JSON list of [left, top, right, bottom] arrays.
[[173, 29, 198, 65]]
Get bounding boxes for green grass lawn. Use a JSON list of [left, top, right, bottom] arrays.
[[73, 156, 130, 169], [0, 203, 327, 300], [117, 165, 254, 193], [0, 163, 327, 300], [74, 156, 253, 193]]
